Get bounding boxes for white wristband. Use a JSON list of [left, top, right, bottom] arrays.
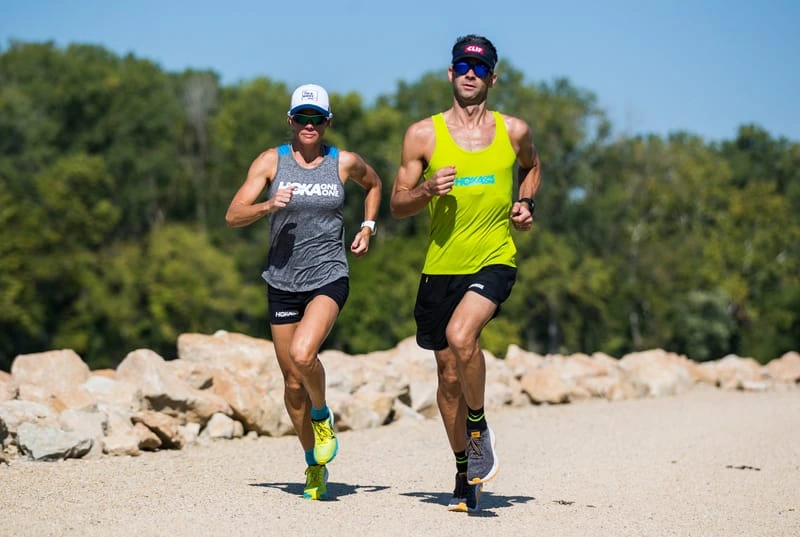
[[360, 220, 376, 235]]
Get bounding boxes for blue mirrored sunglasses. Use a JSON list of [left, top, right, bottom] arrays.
[[452, 60, 492, 79], [291, 113, 328, 126]]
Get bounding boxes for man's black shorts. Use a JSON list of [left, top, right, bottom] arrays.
[[267, 277, 349, 325], [413, 264, 517, 351]]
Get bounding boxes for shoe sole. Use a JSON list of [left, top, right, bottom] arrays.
[[468, 428, 499, 485], [303, 490, 328, 500], [447, 485, 483, 513], [447, 502, 468, 513], [314, 439, 338, 465]]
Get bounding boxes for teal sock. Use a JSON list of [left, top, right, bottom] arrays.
[[311, 405, 329, 421], [467, 406, 487, 431], [305, 448, 317, 466]]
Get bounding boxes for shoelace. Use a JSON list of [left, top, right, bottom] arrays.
[[306, 465, 326, 485], [312, 419, 334, 441], [467, 434, 483, 458]]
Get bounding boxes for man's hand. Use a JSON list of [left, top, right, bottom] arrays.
[[423, 165, 456, 197], [510, 201, 533, 231]]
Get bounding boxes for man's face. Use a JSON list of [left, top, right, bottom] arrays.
[[448, 59, 496, 103]]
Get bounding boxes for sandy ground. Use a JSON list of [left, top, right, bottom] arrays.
[[1, 385, 798, 537]]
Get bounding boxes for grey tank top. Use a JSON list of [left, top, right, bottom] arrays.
[[261, 144, 348, 291]]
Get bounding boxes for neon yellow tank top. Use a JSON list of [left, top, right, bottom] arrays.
[[421, 111, 518, 274]]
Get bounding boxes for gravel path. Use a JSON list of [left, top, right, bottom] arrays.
[[2, 386, 798, 537]]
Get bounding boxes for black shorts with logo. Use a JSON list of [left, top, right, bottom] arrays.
[[267, 277, 349, 325], [413, 264, 517, 351]]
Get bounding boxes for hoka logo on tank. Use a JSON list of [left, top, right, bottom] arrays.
[[455, 174, 496, 187], [264, 142, 347, 291], [276, 181, 340, 197]]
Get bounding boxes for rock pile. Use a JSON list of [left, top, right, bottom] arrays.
[[1, 331, 798, 462]]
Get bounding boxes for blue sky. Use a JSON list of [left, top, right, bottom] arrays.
[[2, 0, 798, 142]]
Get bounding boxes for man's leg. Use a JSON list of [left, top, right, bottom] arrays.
[[446, 291, 495, 411], [435, 348, 482, 512], [434, 347, 468, 453], [416, 273, 483, 510], [446, 291, 500, 485]]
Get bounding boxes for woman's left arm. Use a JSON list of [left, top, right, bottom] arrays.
[[341, 151, 382, 255]]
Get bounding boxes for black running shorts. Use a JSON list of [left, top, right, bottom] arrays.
[[413, 264, 517, 350], [267, 277, 350, 325]]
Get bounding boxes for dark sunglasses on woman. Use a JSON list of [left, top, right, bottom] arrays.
[[292, 114, 329, 126]]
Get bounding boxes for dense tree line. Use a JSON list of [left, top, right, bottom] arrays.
[[1, 41, 797, 370]]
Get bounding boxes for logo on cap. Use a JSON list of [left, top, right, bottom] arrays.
[[465, 45, 485, 54], [289, 83, 332, 117]]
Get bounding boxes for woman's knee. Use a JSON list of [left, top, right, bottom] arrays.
[[289, 342, 317, 373], [283, 372, 305, 395]]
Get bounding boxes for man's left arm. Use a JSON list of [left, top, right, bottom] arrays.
[[508, 117, 540, 229]]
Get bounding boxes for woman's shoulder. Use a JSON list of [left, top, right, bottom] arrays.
[[336, 148, 361, 169], [247, 146, 281, 179]]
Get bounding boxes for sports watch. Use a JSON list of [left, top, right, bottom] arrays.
[[518, 198, 535, 214]]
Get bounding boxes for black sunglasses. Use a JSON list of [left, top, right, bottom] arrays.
[[453, 60, 492, 79], [292, 113, 329, 126]]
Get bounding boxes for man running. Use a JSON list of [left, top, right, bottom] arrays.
[[390, 35, 540, 512]]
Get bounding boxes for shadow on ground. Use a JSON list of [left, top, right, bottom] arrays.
[[250, 481, 390, 501], [402, 490, 536, 517]]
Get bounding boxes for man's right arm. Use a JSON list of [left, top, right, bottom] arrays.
[[391, 120, 455, 219]]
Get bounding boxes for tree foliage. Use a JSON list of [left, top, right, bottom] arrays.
[[1, 40, 797, 370]]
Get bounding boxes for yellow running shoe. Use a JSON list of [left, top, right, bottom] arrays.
[[312, 414, 338, 465], [303, 465, 328, 500]]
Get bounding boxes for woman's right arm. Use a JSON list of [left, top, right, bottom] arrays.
[[225, 149, 286, 228]]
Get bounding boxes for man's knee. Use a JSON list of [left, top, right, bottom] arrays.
[[446, 328, 479, 359]]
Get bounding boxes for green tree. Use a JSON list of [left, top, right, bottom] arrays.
[[2, 153, 120, 367], [56, 224, 266, 369], [507, 230, 615, 355], [0, 177, 42, 370], [1, 40, 797, 368], [174, 69, 222, 229], [332, 236, 424, 353], [671, 290, 737, 361]]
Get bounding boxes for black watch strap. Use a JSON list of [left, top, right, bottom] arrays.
[[518, 197, 535, 214]]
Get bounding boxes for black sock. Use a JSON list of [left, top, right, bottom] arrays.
[[467, 406, 487, 432], [455, 450, 468, 474]]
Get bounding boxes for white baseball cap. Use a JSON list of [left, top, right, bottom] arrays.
[[288, 83, 332, 118]]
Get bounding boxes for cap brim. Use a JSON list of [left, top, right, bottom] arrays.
[[452, 52, 494, 68], [289, 104, 330, 117]]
